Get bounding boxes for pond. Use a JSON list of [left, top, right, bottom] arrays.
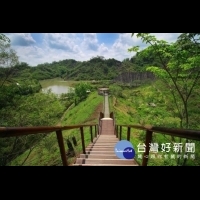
[[40, 78, 74, 95]]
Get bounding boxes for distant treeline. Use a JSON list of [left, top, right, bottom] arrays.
[[0, 53, 159, 82]]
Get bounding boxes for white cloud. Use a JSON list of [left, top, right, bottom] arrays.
[[5, 33, 36, 46], [3, 33, 182, 66], [81, 33, 99, 51], [43, 33, 81, 52], [153, 33, 181, 42]]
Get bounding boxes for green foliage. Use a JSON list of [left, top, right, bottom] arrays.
[[0, 79, 42, 109], [0, 79, 67, 165], [128, 33, 200, 129], [111, 81, 200, 166], [109, 85, 123, 97], [10, 91, 103, 166], [74, 82, 92, 104], [0, 55, 150, 81], [0, 34, 19, 88]]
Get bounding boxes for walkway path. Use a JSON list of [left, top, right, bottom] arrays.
[[73, 93, 139, 166]]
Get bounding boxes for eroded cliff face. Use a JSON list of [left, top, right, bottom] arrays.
[[113, 71, 155, 84]]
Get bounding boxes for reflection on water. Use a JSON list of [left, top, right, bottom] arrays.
[[40, 78, 75, 95], [42, 85, 72, 95]]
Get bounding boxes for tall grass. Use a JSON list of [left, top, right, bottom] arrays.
[[11, 91, 103, 166]]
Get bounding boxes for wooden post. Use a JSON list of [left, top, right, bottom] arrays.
[[99, 118, 102, 135], [56, 130, 68, 166], [110, 112, 113, 119], [95, 125, 97, 137], [90, 126, 93, 143], [119, 126, 122, 140], [116, 125, 118, 138], [80, 127, 86, 154], [142, 130, 153, 166], [127, 127, 130, 141]]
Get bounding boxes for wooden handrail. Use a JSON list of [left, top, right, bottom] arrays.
[[2, 110, 200, 166], [116, 124, 200, 166], [116, 124, 200, 140], [0, 124, 97, 137], [0, 123, 98, 166]]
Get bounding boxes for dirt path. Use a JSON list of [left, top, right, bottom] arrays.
[[112, 96, 128, 116], [84, 102, 103, 123], [57, 103, 74, 126]]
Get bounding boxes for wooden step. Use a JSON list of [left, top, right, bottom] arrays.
[[73, 164, 138, 166], [76, 158, 137, 165], [87, 146, 115, 148], [96, 137, 118, 138], [98, 135, 116, 137], [95, 138, 118, 140], [87, 146, 115, 149], [93, 140, 119, 144], [91, 144, 117, 146], [95, 140, 118, 142], [86, 147, 115, 151], [98, 134, 116, 135], [95, 141, 118, 143], [97, 136, 117, 139], [94, 143, 117, 145], [88, 143, 116, 146], [85, 151, 116, 154], [80, 154, 119, 159], [87, 145, 115, 148], [97, 138, 116, 140]]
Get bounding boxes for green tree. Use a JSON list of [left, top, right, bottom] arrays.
[[128, 33, 200, 129], [128, 33, 200, 166], [74, 82, 91, 104], [0, 91, 65, 166], [0, 34, 19, 88]]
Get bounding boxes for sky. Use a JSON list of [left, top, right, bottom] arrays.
[[4, 33, 181, 67]]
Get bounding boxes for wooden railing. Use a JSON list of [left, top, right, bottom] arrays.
[[111, 112, 200, 166], [0, 124, 98, 166], [2, 112, 200, 166], [110, 112, 116, 135]]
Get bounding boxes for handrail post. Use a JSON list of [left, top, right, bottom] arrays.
[[119, 126, 122, 140], [127, 127, 130, 141], [99, 118, 102, 135], [113, 113, 115, 125], [142, 130, 153, 166], [116, 125, 118, 138], [80, 127, 86, 154], [95, 125, 97, 137], [98, 118, 100, 135], [110, 112, 113, 119], [90, 126, 93, 143], [56, 130, 68, 166]]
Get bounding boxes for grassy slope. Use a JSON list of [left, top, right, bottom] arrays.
[[11, 81, 200, 166], [11, 91, 103, 166], [109, 80, 200, 166]]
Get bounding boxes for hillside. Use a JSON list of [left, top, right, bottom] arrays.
[[0, 55, 154, 82], [10, 81, 200, 166]]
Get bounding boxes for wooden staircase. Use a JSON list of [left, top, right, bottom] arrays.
[[73, 93, 139, 166], [73, 134, 138, 166]]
